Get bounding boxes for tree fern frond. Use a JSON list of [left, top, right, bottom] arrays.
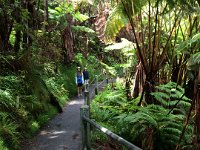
[[152, 82, 191, 111], [131, 124, 146, 139], [100, 62, 117, 76], [162, 134, 179, 144], [104, 38, 135, 52], [161, 127, 181, 136], [188, 51, 200, 71], [128, 111, 158, 128], [104, 4, 129, 43], [160, 121, 183, 130], [0, 89, 15, 110], [115, 113, 128, 123], [132, 123, 149, 137], [177, 100, 191, 107], [176, 32, 200, 54], [151, 92, 169, 106], [146, 104, 168, 112]]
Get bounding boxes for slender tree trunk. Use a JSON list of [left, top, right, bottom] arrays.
[[14, 31, 21, 52], [0, 11, 13, 52], [132, 62, 145, 98], [44, 0, 48, 31]]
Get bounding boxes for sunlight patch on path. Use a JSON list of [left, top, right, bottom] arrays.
[[68, 99, 83, 105]]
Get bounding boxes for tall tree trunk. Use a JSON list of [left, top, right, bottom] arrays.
[[62, 13, 74, 64], [22, 0, 35, 49], [0, 11, 13, 52]]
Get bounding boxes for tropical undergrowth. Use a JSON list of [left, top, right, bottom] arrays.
[[91, 81, 193, 150], [0, 62, 75, 149], [0, 35, 78, 150]]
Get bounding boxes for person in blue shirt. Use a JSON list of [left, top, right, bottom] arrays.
[[75, 67, 84, 96], [83, 67, 89, 84]]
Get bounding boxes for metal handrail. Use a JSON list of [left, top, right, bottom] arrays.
[[82, 116, 142, 150], [81, 76, 142, 150], [89, 73, 104, 85]]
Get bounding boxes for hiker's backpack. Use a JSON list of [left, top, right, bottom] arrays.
[[77, 74, 83, 84]]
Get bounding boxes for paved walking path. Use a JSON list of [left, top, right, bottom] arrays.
[[22, 80, 107, 150]]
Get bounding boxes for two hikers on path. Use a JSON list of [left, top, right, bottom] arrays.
[[75, 67, 89, 97]]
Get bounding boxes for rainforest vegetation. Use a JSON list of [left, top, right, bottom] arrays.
[[0, 0, 200, 149]]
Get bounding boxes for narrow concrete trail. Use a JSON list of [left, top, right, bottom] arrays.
[[22, 80, 107, 150]]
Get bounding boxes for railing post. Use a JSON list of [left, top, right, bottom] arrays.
[[84, 91, 90, 106], [95, 75, 98, 95], [16, 96, 19, 109], [80, 105, 91, 150], [85, 83, 89, 92]]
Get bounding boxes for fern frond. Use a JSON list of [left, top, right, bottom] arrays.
[[161, 127, 181, 136], [130, 123, 146, 140], [104, 4, 129, 43], [160, 121, 183, 130], [176, 32, 200, 56], [104, 38, 135, 52], [0, 89, 15, 110], [188, 51, 200, 71], [0, 113, 20, 149]]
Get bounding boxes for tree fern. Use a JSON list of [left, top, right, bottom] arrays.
[[104, 4, 129, 43], [115, 104, 192, 149], [151, 82, 191, 110], [91, 82, 193, 149]]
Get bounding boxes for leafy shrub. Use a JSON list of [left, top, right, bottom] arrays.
[[46, 77, 68, 107], [59, 64, 77, 97]]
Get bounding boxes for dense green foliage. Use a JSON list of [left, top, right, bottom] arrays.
[[0, 64, 73, 149], [91, 81, 193, 149], [0, 0, 200, 149]]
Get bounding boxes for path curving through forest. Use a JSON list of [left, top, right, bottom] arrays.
[[22, 80, 107, 150]]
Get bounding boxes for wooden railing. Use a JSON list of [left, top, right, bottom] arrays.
[[80, 77, 142, 150]]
